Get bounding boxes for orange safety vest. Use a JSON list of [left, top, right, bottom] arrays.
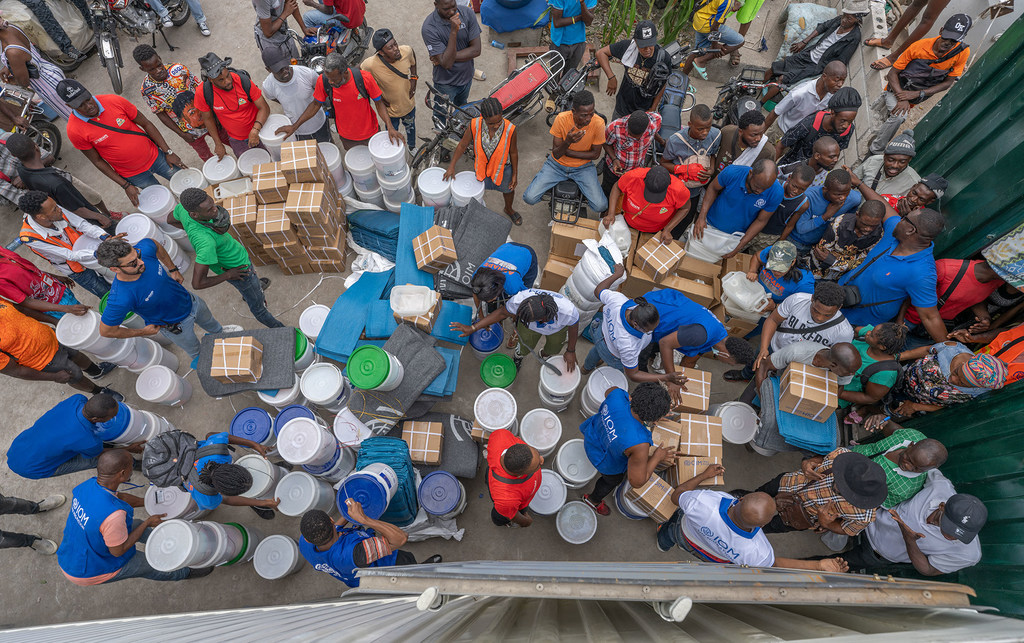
[[19, 216, 86, 273], [980, 325, 1024, 384], [471, 117, 515, 186]]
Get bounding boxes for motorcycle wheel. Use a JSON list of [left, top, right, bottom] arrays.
[[28, 120, 62, 162], [411, 137, 441, 171], [165, 0, 192, 26], [106, 58, 123, 95]]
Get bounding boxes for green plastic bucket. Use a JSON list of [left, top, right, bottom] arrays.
[[347, 345, 404, 391], [481, 353, 517, 388]]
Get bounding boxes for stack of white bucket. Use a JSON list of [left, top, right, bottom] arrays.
[[318, 142, 354, 200], [343, 132, 411, 212], [559, 223, 629, 329], [116, 212, 191, 276], [146, 519, 264, 572], [55, 310, 178, 374]]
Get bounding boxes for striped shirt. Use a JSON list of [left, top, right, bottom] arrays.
[[779, 447, 876, 535]]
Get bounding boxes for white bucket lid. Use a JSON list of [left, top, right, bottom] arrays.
[[144, 485, 193, 519], [276, 472, 321, 516], [258, 380, 302, 405], [299, 304, 330, 340], [135, 365, 179, 401], [539, 355, 582, 396], [203, 155, 238, 182], [333, 408, 372, 447], [529, 469, 567, 514], [277, 417, 333, 465], [556, 501, 598, 544], [55, 309, 101, 348], [115, 213, 161, 245], [145, 519, 200, 571], [260, 114, 292, 146], [343, 145, 375, 174], [253, 534, 300, 579], [587, 366, 629, 400], [169, 168, 207, 196], [474, 388, 517, 431], [318, 142, 341, 171], [417, 167, 452, 195], [452, 171, 485, 198], [238, 148, 273, 176], [235, 454, 279, 498], [300, 363, 345, 404], [713, 401, 760, 444], [137, 185, 174, 218], [519, 409, 562, 452], [368, 130, 406, 162], [556, 439, 597, 484]]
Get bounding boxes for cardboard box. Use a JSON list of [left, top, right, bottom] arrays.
[[470, 421, 492, 443], [634, 236, 686, 282], [620, 265, 659, 299], [539, 256, 575, 292], [294, 212, 340, 242], [280, 140, 327, 184], [394, 293, 442, 333], [210, 336, 263, 384], [252, 162, 289, 205], [722, 252, 756, 278], [650, 417, 683, 470], [402, 421, 443, 465], [262, 240, 307, 263], [625, 474, 676, 523], [285, 182, 338, 227], [779, 362, 839, 422], [662, 274, 716, 308], [676, 455, 723, 486], [225, 194, 258, 237], [255, 205, 298, 245], [306, 230, 347, 262], [275, 257, 317, 275], [674, 367, 711, 414], [413, 225, 458, 274], [676, 414, 724, 486], [678, 254, 723, 282], [549, 218, 600, 260], [309, 259, 346, 273]]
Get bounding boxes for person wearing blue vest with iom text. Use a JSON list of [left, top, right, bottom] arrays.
[[298, 501, 442, 587], [580, 382, 676, 516], [183, 431, 281, 520], [57, 449, 214, 585], [472, 242, 540, 316]]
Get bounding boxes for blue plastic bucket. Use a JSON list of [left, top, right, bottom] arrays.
[[614, 481, 649, 520], [230, 407, 275, 446], [273, 404, 317, 436], [418, 471, 466, 519], [469, 323, 503, 360], [336, 464, 398, 522]]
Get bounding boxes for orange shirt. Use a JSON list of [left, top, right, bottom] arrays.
[[0, 301, 59, 370], [549, 110, 606, 168], [980, 325, 1024, 385], [893, 37, 969, 78]]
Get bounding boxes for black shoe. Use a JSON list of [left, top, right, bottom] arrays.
[[723, 369, 752, 382], [512, 354, 523, 370], [64, 46, 85, 60], [95, 362, 118, 378], [98, 387, 124, 402], [251, 506, 276, 520], [260, 277, 271, 291], [421, 554, 443, 564], [187, 566, 215, 579]]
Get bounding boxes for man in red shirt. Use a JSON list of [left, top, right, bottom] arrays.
[[902, 259, 1004, 348], [302, 0, 365, 28], [307, 52, 403, 149], [603, 166, 691, 243], [486, 429, 543, 528], [58, 79, 185, 208], [195, 53, 272, 159]]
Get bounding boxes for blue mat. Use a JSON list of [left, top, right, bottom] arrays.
[[348, 209, 400, 261], [770, 377, 839, 454], [430, 301, 473, 346], [315, 269, 393, 362], [424, 347, 462, 397], [365, 300, 399, 339], [356, 437, 418, 527], [396, 203, 435, 288], [481, 0, 547, 32]]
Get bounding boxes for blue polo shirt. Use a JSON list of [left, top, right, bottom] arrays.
[[101, 238, 192, 327], [787, 186, 862, 247], [643, 288, 727, 355], [479, 243, 536, 297], [707, 165, 783, 234], [7, 395, 103, 479], [840, 216, 937, 326], [548, 0, 596, 46], [580, 388, 651, 475], [757, 247, 816, 302], [183, 432, 231, 510]]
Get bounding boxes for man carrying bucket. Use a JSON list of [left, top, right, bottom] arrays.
[[298, 501, 442, 586], [58, 449, 214, 585], [181, 430, 281, 520], [486, 429, 543, 528]]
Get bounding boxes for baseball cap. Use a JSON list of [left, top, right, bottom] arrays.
[[920, 172, 948, 199], [56, 79, 91, 109], [766, 240, 798, 272], [842, 0, 869, 15], [643, 166, 671, 203], [940, 13, 972, 41], [372, 28, 395, 52], [634, 20, 658, 48], [940, 494, 987, 544], [261, 46, 290, 73]]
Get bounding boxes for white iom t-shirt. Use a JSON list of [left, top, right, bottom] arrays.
[[771, 292, 854, 352], [599, 290, 652, 369], [678, 489, 776, 567], [505, 288, 580, 335]]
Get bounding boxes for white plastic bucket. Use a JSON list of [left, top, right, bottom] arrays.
[[164, 226, 194, 254], [99, 336, 144, 369], [144, 485, 209, 521], [343, 145, 378, 192], [127, 342, 178, 374], [135, 365, 192, 406], [318, 142, 345, 186], [333, 408, 372, 448], [382, 190, 408, 214], [519, 409, 562, 457], [300, 363, 350, 413], [721, 292, 764, 323], [253, 535, 305, 580], [416, 167, 451, 207], [203, 155, 240, 184], [222, 522, 263, 566], [580, 366, 629, 417], [347, 345, 404, 392], [277, 416, 339, 466], [235, 454, 289, 499], [537, 355, 582, 412], [169, 168, 208, 197], [367, 130, 408, 179], [529, 469, 568, 516], [55, 310, 121, 355], [276, 471, 336, 516], [685, 226, 744, 263], [711, 401, 761, 444], [451, 170, 485, 207], [162, 235, 192, 275], [238, 148, 273, 177], [337, 168, 354, 198], [555, 439, 598, 489], [71, 234, 105, 273], [258, 381, 306, 409], [360, 462, 400, 493], [105, 404, 148, 444], [136, 409, 171, 442], [556, 500, 598, 544], [354, 184, 385, 208], [614, 481, 649, 520], [377, 169, 412, 201], [137, 185, 175, 228], [116, 212, 170, 247], [474, 387, 518, 433], [299, 304, 331, 343], [260, 114, 293, 161], [302, 444, 355, 483], [145, 519, 226, 571]]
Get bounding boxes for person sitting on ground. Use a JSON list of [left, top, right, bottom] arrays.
[[868, 14, 971, 155], [764, 62, 848, 141], [754, 339, 862, 393], [683, 0, 744, 80], [777, 87, 862, 166], [259, 46, 332, 144], [485, 429, 544, 528], [603, 166, 691, 243], [900, 259, 1004, 349], [784, 168, 863, 255], [580, 382, 675, 516], [887, 341, 1009, 419], [950, 324, 1024, 385], [694, 158, 783, 261], [0, 488, 66, 556], [807, 200, 886, 280], [838, 322, 908, 412], [0, 246, 87, 323], [183, 430, 280, 519], [57, 449, 213, 585], [713, 110, 774, 176], [778, 135, 840, 187], [656, 465, 849, 572], [522, 90, 609, 216], [847, 415, 947, 509], [746, 239, 816, 311], [7, 393, 131, 480], [298, 503, 441, 587], [444, 97, 520, 225], [744, 165, 814, 253], [601, 109, 663, 196], [864, 0, 952, 67], [659, 104, 721, 236], [596, 20, 671, 119], [854, 130, 921, 198], [471, 241, 538, 316], [195, 53, 271, 159]]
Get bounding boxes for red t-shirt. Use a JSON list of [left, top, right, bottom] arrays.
[[193, 73, 263, 141], [486, 429, 541, 519], [0, 248, 65, 304], [327, 0, 365, 27], [617, 168, 691, 233], [905, 259, 1003, 324], [314, 70, 382, 141], [67, 95, 158, 177]]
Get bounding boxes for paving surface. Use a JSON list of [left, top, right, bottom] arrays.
[[0, 0, 836, 629]]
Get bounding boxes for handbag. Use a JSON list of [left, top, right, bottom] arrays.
[[672, 130, 720, 189]]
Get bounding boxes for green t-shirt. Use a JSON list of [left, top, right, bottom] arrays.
[[840, 325, 899, 407], [848, 428, 928, 509], [172, 204, 249, 274]]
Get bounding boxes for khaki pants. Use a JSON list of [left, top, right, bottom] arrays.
[[766, 122, 784, 145], [514, 321, 568, 359]]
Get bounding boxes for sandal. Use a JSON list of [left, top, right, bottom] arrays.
[[730, 50, 741, 66], [507, 210, 523, 226], [691, 63, 709, 80], [863, 37, 888, 47], [870, 57, 893, 70]]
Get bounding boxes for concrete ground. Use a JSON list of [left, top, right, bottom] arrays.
[[0, 0, 834, 629]]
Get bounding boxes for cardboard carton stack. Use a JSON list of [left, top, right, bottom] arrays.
[[673, 367, 712, 414], [625, 474, 676, 522], [649, 417, 683, 471], [413, 225, 458, 274], [779, 362, 839, 422], [401, 420, 443, 464], [542, 219, 606, 292], [225, 194, 274, 266], [210, 336, 263, 384], [675, 413, 724, 486]]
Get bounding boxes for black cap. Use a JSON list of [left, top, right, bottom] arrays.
[[198, 52, 231, 80], [832, 451, 887, 510], [940, 494, 987, 543], [643, 166, 671, 203], [372, 28, 395, 52], [261, 46, 290, 73], [56, 79, 91, 109], [634, 20, 658, 48], [940, 13, 972, 41]]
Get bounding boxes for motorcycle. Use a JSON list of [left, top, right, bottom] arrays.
[[545, 57, 600, 126], [0, 82, 63, 163], [289, 15, 372, 73], [90, 0, 191, 95], [711, 65, 784, 128]]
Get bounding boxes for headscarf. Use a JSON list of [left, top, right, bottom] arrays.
[[960, 353, 1009, 389], [828, 86, 863, 112]]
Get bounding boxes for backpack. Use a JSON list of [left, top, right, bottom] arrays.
[[859, 359, 904, 393], [142, 430, 231, 493], [320, 69, 369, 119], [201, 68, 255, 123]]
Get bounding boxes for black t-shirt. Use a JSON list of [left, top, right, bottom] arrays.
[[778, 111, 854, 166], [608, 40, 668, 117], [17, 166, 96, 213], [762, 193, 808, 235]]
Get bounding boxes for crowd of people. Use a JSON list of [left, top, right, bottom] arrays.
[[0, 0, 1018, 604]]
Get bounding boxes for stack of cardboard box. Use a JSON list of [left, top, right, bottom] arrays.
[[225, 194, 274, 266], [625, 474, 676, 522], [540, 219, 603, 292], [674, 413, 724, 486]]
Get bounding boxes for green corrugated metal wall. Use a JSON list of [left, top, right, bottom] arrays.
[[909, 13, 1024, 258]]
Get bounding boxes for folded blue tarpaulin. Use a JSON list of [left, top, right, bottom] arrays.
[[771, 377, 839, 454], [355, 437, 418, 527], [395, 203, 435, 288], [424, 346, 461, 397], [431, 301, 473, 346], [348, 209, 400, 261], [315, 269, 393, 363], [364, 300, 399, 339]]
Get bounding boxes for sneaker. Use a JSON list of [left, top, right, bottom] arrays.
[[187, 566, 215, 579], [107, 211, 127, 222], [94, 361, 118, 378], [656, 523, 672, 553], [422, 554, 443, 564], [161, 16, 173, 28], [251, 506, 276, 520], [505, 520, 522, 529], [197, 20, 211, 36], [222, 324, 244, 333], [512, 354, 523, 370], [30, 537, 57, 555], [259, 277, 271, 291], [723, 369, 751, 382], [98, 387, 124, 402], [582, 494, 610, 516], [36, 494, 66, 513]]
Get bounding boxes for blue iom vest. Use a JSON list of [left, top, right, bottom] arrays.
[[580, 388, 651, 475], [298, 526, 399, 588], [57, 478, 135, 578], [644, 288, 727, 354]]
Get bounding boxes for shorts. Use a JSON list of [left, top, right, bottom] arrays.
[[484, 164, 514, 194], [696, 25, 745, 49], [765, 121, 785, 145], [40, 345, 84, 382]]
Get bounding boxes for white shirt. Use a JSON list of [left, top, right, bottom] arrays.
[[865, 470, 982, 574], [808, 29, 843, 64], [678, 490, 776, 567], [599, 290, 652, 369], [261, 66, 327, 135], [770, 292, 853, 353], [505, 288, 580, 336], [770, 340, 853, 385], [772, 78, 832, 133], [21, 207, 107, 275]]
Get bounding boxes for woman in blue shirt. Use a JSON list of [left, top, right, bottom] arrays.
[[471, 242, 539, 313], [746, 239, 816, 311], [184, 431, 280, 519]]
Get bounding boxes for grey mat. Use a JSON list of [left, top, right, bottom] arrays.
[[384, 412, 478, 479], [435, 199, 512, 299], [196, 327, 296, 397]]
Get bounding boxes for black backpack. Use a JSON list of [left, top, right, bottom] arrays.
[[320, 68, 368, 119], [202, 68, 255, 122], [142, 430, 230, 494], [859, 359, 904, 393]]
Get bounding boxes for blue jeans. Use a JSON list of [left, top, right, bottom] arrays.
[[390, 109, 416, 151], [295, 120, 332, 144], [696, 25, 745, 49], [125, 151, 180, 189], [228, 269, 283, 329], [148, 0, 206, 23], [69, 269, 110, 299], [583, 317, 625, 371], [656, 508, 697, 553], [302, 8, 337, 27], [523, 157, 609, 213], [432, 81, 471, 124], [107, 521, 192, 583], [51, 453, 100, 478], [160, 293, 222, 360]]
